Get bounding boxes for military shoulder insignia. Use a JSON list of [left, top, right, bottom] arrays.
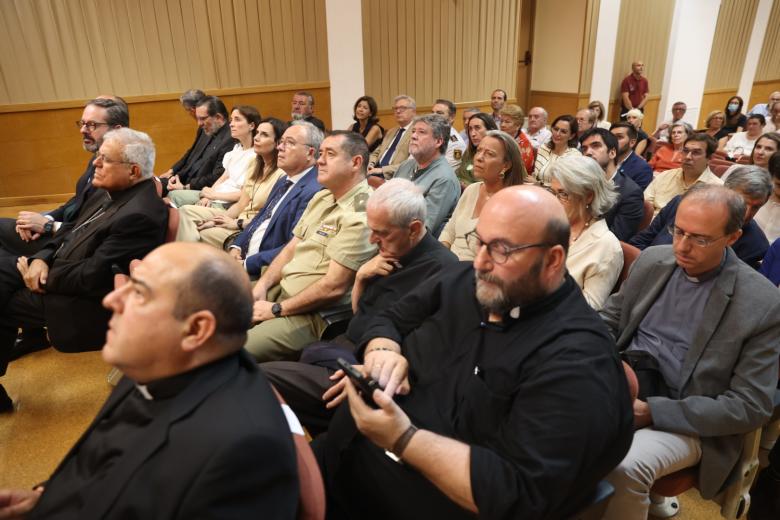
[[450, 135, 457, 141], [454, 150, 462, 160], [354, 192, 369, 212]]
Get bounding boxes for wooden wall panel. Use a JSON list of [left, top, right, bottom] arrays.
[[528, 91, 581, 122], [705, 0, 759, 90], [0, 83, 330, 202], [0, 0, 329, 104], [755, 0, 780, 81], [749, 80, 780, 109], [611, 0, 675, 100], [362, 0, 520, 108]]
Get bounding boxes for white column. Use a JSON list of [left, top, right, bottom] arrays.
[[737, 0, 773, 103], [589, 0, 621, 104], [325, 0, 365, 130], [658, 0, 721, 129]]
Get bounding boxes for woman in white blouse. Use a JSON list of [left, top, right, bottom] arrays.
[[440, 130, 527, 260], [548, 155, 623, 310], [533, 114, 581, 186]]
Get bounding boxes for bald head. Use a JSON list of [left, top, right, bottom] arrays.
[[484, 186, 570, 250]]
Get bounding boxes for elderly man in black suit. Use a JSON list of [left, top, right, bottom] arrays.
[[0, 128, 168, 412], [0, 243, 299, 518]]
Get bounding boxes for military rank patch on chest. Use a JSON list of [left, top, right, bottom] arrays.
[[454, 149, 462, 160], [317, 223, 338, 237]]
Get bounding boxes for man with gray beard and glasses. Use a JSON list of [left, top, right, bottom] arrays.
[[315, 186, 634, 520]]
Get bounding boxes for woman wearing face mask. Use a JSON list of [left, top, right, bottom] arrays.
[[723, 96, 747, 135]]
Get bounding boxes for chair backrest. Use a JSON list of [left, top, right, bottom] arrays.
[[613, 241, 641, 293], [166, 206, 179, 243], [271, 386, 326, 520], [639, 200, 654, 232]]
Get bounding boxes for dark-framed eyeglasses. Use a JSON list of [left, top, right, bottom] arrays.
[[76, 120, 110, 131], [465, 230, 551, 264]]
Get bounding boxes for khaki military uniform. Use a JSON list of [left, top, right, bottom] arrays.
[[245, 180, 376, 361]]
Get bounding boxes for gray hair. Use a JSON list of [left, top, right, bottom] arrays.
[[724, 165, 772, 201], [412, 114, 450, 154], [530, 106, 549, 121], [179, 89, 206, 110], [367, 178, 426, 227], [670, 121, 694, 137], [681, 184, 746, 234], [394, 94, 416, 109], [290, 120, 324, 159], [103, 128, 155, 179], [463, 107, 480, 116], [549, 155, 619, 218], [577, 108, 597, 124], [625, 108, 644, 122]]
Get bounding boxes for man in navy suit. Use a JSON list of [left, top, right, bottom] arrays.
[[0, 98, 129, 257], [228, 121, 324, 276], [581, 128, 644, 242], [611, 122, 654, 190]]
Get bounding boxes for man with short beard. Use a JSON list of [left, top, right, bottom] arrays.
[[316, 186, 634, 520]]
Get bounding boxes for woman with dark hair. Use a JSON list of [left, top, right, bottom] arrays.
[[723, 95, 747, 135], [755, 149, 780, 243], [441, 130, 527, 260], [349, 95, 384, 151], [177, 117, 288, 248], [455, 112, 498, 185], [533, 114, 581, 186]]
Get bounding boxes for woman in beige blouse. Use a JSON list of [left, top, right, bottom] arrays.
[[533, 114, 581, 186], [548, 155, 623, 310], [440, 130, 527, 260], [176, 117, 288, 248]]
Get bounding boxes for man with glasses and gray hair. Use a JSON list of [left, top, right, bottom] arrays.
[[0, 128, 168, 412], [316, 185, 633, 519], [600, 184, 780, 520], [367, 95, 417, 181]]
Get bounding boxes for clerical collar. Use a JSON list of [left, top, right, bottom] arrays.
[[681, 250, 727, 283], [134, 352, 239, 400]]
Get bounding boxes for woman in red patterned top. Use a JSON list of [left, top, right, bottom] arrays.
[[498, 104, 536, 174]]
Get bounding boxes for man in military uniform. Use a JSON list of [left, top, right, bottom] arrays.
[[245, 131, 376, 361], [432, 99, 467, 170]]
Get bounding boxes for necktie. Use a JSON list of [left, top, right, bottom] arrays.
[[379, 128, 405, 167], [241, 180, 293, 256]]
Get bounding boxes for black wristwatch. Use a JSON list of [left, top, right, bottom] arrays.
[[42, 221, 54, 236], [236, 218, 244, 230], [271, 302, 283, 318]]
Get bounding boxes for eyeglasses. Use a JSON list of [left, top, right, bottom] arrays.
[[278, 138, 312, 149], [667, 225, 725, 248], [392, 105, 412, 112], [465, 230, 551, 264], [95, 153, 133, 166], [76, 120, 110, 131], [543, 186, 570, 202]]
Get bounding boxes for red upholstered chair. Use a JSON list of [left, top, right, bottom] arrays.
[[165, 206, 179, 242], [271, 386, 326, 520], [612, 242, 641, 294], [639, 200, 654, 232]]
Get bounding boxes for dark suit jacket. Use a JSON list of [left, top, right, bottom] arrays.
[[617, 151, 653, 190], [33, 179, 168, 352], [178, 123, 235, 190], [170, 127, 209, 175], [629, 195, 770, 269], [48, 157, 97, 223], [600, 246, 780, 498], [605, 170, 644, 242], [233, 167, 323, 276], [30, 351, 299, 520]]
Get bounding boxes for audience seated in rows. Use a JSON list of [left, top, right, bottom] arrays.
[[601, 184, 780, 520], [440, 130, 527, 260], [644, 133, 723, 217], [533, 114, 581, 186], [648, 122, 692, 173], [547, 155, 623, 310], [455, 112, 497, 186], [581, 128, 644, 241], [720, 131, 779, 182], [176, 117, 288, 248], [755, 151, 780, 242], [0, 128, 169, 411], [244, 131, 375, 361], [315, 186, 634, 519], [348, 95, 384, 152], [631, 166, 772, 269], [523, 106, 552, 149], [289, 90, 326, 133], [262, 179, 459, 434], [497, 103, 536, 173], [170, 105, 261, 208], [393, 115, 461, 237], [0, 243, 299, 517], [162, 96, 235, 200], [748, 91, 780, 118], [611, 122, 654, 190], [367, 95, 416, 181], [431, 99, 467, 170], [718, 114, 766, 161]]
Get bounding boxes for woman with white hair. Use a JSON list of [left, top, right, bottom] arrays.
[[547, 156, 623, 310], [625, 108, 649, 158]]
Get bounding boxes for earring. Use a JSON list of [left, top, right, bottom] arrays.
[[499, 170, 506, 179]]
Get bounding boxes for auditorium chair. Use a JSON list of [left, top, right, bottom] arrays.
[[612, 241, 641, 293], [639, 199, 654, 232]]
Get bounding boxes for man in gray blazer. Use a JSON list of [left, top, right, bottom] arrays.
[[599, 184, 780, 520]]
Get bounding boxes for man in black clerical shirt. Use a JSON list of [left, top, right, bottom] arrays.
[[262, 178, 458, 433], [317, 186, 634, 519], [0, 243, 298, 519]]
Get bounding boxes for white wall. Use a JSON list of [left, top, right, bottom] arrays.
[[325, 0, 365, 129], [589, 0, 621, 104]]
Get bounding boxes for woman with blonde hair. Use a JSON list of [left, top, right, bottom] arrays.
[[589, 100, 611, 129], [497, 104, 535, 173]]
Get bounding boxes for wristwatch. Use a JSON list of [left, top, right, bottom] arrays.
[[271, 302, 283, 318], [42, 221, 54, 236]]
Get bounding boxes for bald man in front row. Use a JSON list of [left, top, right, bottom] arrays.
[[316, 186, 634, 519], [0, 244, 298, 519]]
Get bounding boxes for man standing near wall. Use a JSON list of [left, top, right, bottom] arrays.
[[620, 61, 649, 117], [490, 89, 507, 127]]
